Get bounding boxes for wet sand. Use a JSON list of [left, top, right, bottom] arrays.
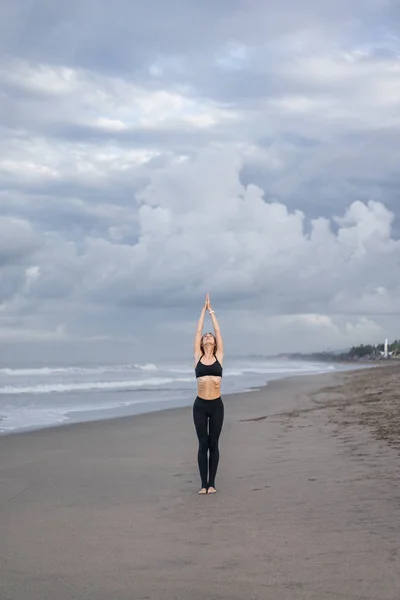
[[1, 366, 400, 600]]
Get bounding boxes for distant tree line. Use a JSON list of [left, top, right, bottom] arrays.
[[347, 340, 400, 359], [279, 339, 400, 362]]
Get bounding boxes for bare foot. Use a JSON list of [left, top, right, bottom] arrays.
[[198, 488, 208, 495], [207, 486, 217, 494]]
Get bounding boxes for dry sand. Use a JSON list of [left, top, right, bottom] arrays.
[[1, 366, 400, 600]]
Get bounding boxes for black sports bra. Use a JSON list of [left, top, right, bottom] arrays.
[[195, 357, 223, 379]]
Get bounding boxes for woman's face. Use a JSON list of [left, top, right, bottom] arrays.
[[202, 333, 215, 346]]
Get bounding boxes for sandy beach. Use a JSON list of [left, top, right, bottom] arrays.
[[1, 365, 400, 600]]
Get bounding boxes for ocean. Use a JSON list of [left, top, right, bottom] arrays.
[[0, 356, 357, 435]]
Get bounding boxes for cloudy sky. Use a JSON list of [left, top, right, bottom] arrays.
[[1, 0, 400, 363]]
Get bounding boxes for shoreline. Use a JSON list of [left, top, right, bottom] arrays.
[[0, 362, 371, 438]]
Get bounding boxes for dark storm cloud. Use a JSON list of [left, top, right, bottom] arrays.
[[1, 0, 393, 70], [0, 217, 42, 266]]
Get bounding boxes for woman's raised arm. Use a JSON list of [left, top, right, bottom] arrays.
[[194, 297, 207, 361], [207, 295, 224, 362]]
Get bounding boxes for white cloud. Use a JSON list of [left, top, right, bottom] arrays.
[[0, 59, 236, 132], [1, 147, 399, 355]]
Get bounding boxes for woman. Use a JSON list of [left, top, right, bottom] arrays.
[[193, 293, 224, 494]]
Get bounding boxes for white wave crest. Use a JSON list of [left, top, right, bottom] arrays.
[[133, 363, 158, 371], [0, 363, 160, 377], [0, 376, 193, 395]]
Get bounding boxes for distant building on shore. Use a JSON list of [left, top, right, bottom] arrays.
[[378, 338, 394, 359]]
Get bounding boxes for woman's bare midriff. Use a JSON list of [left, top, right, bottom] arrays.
[[196, 376, 222, 400]]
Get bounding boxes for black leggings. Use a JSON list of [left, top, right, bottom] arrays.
[[193, 396, 224, 489]]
